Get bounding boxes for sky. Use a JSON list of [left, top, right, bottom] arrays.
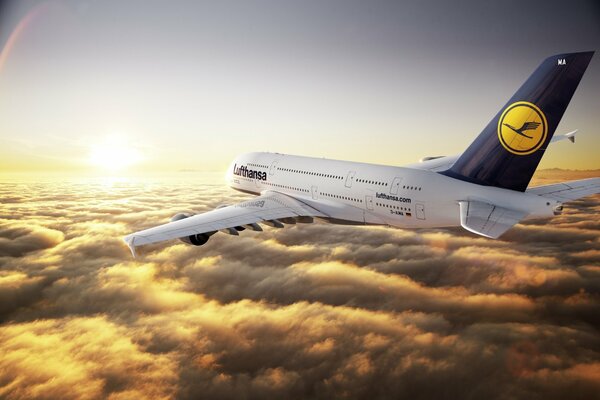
[[0, 2, 599, 399], [0, 0, 599, 173], [0, 170, 599, 399]]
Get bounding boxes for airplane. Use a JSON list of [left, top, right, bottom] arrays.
[[124, 51, 599, 257]]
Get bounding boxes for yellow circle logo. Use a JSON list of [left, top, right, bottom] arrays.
[[498, 101, 548, 155]]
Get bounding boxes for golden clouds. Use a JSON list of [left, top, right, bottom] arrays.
[[0, 172, 599, 399], [0, 317, 178, 400], [0, 222, 64, 257]]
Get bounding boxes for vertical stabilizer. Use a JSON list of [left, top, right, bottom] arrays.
[[442, 52, 594, 191]]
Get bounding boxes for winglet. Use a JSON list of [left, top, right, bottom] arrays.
[[123, 235, 137, 258]]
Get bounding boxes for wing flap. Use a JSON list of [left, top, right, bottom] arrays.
[[526, 177, 600, 202], [458, 200, 527, 239], [124, 191, 326, 255]]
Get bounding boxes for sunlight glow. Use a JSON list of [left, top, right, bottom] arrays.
[[88, 135, 142, 171]]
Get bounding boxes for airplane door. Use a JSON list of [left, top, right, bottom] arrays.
[[416, 203, 425, 220], [345, 171, 356, 188], [365, 195, 374, 210], [390, 177, 403, 195], [311, 186, 318, 200], [269, 160, 278, 176]]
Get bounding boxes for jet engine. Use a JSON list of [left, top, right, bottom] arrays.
[[170, 212, 216, 246], [180, 232, 216, 246], [171, 212, 194, 222]]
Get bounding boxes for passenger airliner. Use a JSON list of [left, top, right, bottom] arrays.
[[125, 52, 599, 256]]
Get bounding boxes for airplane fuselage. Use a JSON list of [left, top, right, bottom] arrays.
[[227, 152, 556, 230], [124, 52, 595, 256]]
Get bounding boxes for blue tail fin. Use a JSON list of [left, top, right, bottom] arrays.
[[441, 51, 594, 192]]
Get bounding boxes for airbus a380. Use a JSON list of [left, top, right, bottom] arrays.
[[125, 52, 599, 256]]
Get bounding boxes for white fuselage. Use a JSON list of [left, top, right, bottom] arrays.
[[226, 152, 556, 229]]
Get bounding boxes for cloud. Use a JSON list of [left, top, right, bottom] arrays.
[[0, 316, 179, 399], [0, 222, 64, 257], [0, 172, 598, 399]]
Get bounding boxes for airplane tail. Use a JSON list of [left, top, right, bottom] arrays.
[[441, 51, 594, 192]]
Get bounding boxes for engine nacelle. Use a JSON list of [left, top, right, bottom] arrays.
[[171, 213, 216, 246], [171, 212, 194, 222], [179, 232, 215, 246]]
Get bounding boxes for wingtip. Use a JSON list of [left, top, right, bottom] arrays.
[[123, 235, 137, 258]]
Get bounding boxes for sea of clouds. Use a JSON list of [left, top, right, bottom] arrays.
[[0, 172, 599, 399]]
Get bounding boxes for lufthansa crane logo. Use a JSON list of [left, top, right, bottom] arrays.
[[498, 101, 548, 155]]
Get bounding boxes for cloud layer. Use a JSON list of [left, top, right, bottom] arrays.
[[0, 172, 599, 399]]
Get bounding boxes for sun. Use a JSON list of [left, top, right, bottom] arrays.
[[88, 135, 142, 172]]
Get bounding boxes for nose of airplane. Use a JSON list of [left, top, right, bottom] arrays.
[[225, 160, 235, 183], [225, 156, 242, 185]]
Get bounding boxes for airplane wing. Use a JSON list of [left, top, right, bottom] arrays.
[[123, 190, 327, 257], [526, 177, 600, 202], [458, 200, 527, 239]]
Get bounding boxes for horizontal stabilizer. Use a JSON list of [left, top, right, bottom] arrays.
[[406, 155, 460, 172], [550, 129, 577, 143], [527, 177, 600, 202], [407, 131, 578, 173], [458, 200, 527, 239]]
